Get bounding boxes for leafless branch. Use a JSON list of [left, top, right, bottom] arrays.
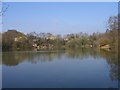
[[0, 3, 9, 16]]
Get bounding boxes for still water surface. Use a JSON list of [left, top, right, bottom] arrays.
[[2, 49, 118, 88]]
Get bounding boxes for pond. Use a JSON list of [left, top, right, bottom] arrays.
[[2, 49, 119, 88]]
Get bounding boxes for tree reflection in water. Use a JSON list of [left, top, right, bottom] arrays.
[[2, 49, 119, 81]]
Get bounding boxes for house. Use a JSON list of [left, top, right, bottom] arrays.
[[64, 38, 68, 41], [100, 44, 111, 51], [46, 36, 56, 40], [100, 44, 110, 49], [14, 36, 27, 42], [32, 43, 40, 50], [14, 37, 22, 42]]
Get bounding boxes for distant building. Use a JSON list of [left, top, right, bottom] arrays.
[[14, 37, 18, 42], [32, 43, 40, 50], [14, 36, 27, 42], [100, 44, 110, 49], [90, 45, 93, 47], [32, 43, 37, 47], [46, 36, 56, 40], [64, 38, 68, 41]]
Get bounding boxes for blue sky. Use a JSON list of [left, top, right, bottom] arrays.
[[3, 2, 118, 35]]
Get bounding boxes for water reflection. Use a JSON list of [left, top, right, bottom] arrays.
[[2, 51, 64, 66], [99, 50, 118, 81], [2, 49, 119, 86]]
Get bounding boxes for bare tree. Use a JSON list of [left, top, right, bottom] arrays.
[[0, 2, 9, 16]]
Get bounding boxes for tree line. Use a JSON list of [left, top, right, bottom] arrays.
[[2, 16, 118, 51]]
